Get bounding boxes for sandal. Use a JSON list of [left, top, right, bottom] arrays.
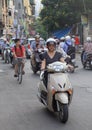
[[14, 74, 18, 77]]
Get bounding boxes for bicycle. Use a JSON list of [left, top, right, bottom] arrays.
[[17, 57, 25, 84]]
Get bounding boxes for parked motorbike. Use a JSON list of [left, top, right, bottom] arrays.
[[81, 51, 92, 69], [4, 46, 11, 63], [31, 48, 46, 74], [37, 62, 73, 123], [9, 50, 15, 67]]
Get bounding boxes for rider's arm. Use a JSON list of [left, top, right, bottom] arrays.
[[23, 50, 26, 58], [83, 43, 86, 51], [22, 46, 26, 58], [31, 41, 35, 51], [13, 52, 17, 58], [59, 52, 73, 69], [41, 59, 46, 70], [60, 56, 74, 70], [60, 57, 66, 63], [57, 52, 66, 63], [12, 47, 17, 58]]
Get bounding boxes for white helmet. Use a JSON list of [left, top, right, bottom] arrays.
[[86, 37, 91, 42], [46, 38, 56, 46], [65, 35, 71, 40], [35, 34, 40, 39], [60, 37, 65, 40]]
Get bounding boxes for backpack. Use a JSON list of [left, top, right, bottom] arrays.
[[65, 42, 75, 55]]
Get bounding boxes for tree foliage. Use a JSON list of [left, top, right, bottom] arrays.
[[40, 0, 92, 33], [33, 19, 48, 40]]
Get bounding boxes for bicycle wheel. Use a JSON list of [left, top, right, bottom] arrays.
[[18, 64, 22, 84]]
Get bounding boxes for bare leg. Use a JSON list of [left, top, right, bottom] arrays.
[[22, 63, 25, 74], [14, 64, 18, 74]]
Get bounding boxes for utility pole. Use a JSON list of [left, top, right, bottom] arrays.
[[83, 0, 87, 13], [4, 0, 7, 39]]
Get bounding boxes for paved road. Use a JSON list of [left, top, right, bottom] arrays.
[[0, 54, 92, 130]]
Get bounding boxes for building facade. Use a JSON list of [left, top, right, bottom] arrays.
[[23, 0, 35, 37], [0, 0, 35, 38], [0, 0, 3, 36], [34, 0, 43, 18], [0, 0, 14, 37]]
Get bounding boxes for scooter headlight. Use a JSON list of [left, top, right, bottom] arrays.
[[53, 65, 64, 72]]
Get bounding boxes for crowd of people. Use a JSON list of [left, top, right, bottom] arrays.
[[0, 34, 92, 86]]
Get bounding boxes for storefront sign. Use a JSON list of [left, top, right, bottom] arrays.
[[81, 14, 88, 25]]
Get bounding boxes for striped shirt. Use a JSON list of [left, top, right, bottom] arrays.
[[84, 42, 92, 54]]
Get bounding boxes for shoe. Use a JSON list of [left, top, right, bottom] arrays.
[[74, 65, 78, 68], [14, 74, 18, 77], [22, 71, 25, 75]]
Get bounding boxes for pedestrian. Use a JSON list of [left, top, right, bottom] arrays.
[[74, 34, 80, 52]]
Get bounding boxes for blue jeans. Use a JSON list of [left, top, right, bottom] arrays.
[[83, 52, 87, 62]]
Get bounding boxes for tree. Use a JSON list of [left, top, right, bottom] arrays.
[[40, 0, 92, 34], [33, 19, 48, 40]]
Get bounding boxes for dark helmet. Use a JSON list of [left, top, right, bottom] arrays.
[[14, 38, 20, 43]]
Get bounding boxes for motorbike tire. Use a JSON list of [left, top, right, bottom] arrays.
[[32, 67, 37, 74], [59, 104, 68, 123], [31, 61, 37, 74], [5, 52, 10, 64], [89, 62, 92, 70], [81, 51, 84, 65], [83, 62, 86, 69], [70, 69, 74, 73]]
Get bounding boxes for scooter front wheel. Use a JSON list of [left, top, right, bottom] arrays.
[[59, 104, 68, 123]]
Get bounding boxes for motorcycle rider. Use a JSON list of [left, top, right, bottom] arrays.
[[31, 34, 44, 66], [40, 38, 73, 88], [82, 36, 92, 62], [1, 39, 10, 60], [12, 38, 26, 77], [58, 36, 70, 58], [59, 37, 65, 50]]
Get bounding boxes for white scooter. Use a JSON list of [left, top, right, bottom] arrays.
[[37, 62, 73, 123]]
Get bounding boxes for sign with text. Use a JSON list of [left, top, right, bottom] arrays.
[[81, 14, 88, 25]]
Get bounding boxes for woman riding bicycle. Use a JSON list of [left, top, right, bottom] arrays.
[[12, 38, 26, 77]]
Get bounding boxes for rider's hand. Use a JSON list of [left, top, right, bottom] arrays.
[[23, 56, 26, 59], [14, 56, 17, 60], [67, 55, 71, 58], [67, 64, 74, 71], [40, 70, 44, 80]]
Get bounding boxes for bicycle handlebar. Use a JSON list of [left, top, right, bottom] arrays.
[[16, 57, 26, 63], [16, 57, 26, 59]]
